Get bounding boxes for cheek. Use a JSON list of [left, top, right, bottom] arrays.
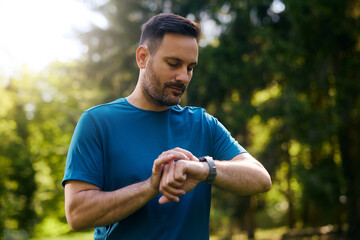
[[158, 67, 176, 80], [187, 72, 193, 82]]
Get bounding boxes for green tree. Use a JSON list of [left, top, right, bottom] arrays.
[[77, 0, 163, 102], [177, 0, 359, 237], [1, 71, 37, 237], [0, 61, 102, 238], [257, 0, 359, 236]]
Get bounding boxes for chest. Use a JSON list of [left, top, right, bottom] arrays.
[[99, 115, 210, 191]]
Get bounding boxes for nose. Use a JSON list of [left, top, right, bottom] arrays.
[[175, 66, 191, 83]]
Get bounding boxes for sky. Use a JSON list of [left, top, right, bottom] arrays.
[[0, 0, 285, 78], [0, 0, 108, 76]]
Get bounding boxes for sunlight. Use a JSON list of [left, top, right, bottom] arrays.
[[0, 0, 108, 76]]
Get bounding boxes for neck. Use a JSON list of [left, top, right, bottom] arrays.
[[127, 81, 171, 112]]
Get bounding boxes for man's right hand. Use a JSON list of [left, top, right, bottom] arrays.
[[151, 148, 199, 203]]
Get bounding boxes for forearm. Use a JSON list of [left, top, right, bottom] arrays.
[[213, 154, 272, 195], [158, 153, 271, 202], [65, 149, 192, 229], [65, 178, 157, 231]]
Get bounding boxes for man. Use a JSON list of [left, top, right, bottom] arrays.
[[63, 13, 271, 240]]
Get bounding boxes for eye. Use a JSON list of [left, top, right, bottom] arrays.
[[187, 64, 196, 72], [167, 61, 179, 68]]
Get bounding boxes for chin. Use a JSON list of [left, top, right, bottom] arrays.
[[162, 97, 182, 106]]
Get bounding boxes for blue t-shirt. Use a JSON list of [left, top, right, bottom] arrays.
[[62, 98, 246, 240]]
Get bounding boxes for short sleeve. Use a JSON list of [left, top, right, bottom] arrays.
[[206, 113, 247, 160], [62, 111, 104, 188]]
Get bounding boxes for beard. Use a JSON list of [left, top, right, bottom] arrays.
[[141, 59, 187, 106]]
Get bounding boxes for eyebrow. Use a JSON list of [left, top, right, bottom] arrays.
[[165, 57, 198, 66]]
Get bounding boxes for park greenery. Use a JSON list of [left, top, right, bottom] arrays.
[[1, 0, 359, 239]]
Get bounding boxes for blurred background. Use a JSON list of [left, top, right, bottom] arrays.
[[1, 0, 359, 239]]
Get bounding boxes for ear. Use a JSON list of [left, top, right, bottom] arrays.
[[136, 45, 150, 69]]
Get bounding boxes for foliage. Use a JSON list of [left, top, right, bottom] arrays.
[[0, 62, 102, 237], [76, 0, 162, 102], [178, 0, 359, 237]]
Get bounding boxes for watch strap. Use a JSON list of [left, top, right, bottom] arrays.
[[199, 156, 217, 184]]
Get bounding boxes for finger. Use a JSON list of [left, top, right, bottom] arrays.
[[164, 150, 191, 161], [156, 151, 189, 167], [159, 190, 181, 203], [165, 163, 187, 189], [159, 195, 172, 204], [165, 162, 175, 185], [153, 154, 174, 174], [158, 148, 197, 163], [173, 161, 187, 183], [172, 147, 198, 161], [159, 184, 185, 202], [159, 183, 183, 202], [151, 153, 176, 189], [160, 164, 185, 202]]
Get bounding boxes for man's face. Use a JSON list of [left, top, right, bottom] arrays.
[[141, 33, 198, 107]]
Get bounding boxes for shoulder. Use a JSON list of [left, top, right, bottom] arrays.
[[170, 105, 217, 125], [76, 98, 131, 126], [171, 105, 207, 116], [82, 98, 134, 120], [85, 98, 127, 114]]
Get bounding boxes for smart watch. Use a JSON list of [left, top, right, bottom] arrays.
[[199, 156, 217, 184]]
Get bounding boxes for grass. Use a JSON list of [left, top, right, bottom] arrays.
[[209, 227, 287, 240], [29, 231, 94, 240], [29, 227, 287, 240], [255, 227, 287, 240]]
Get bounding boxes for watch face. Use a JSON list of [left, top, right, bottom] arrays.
[[199, 156, 207, 162]]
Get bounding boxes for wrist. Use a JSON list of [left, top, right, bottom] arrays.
[[199, 156, 217, 184], [146, 177, 159, 198]]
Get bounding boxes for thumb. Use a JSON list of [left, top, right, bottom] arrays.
[[159, 195, 175, 204]]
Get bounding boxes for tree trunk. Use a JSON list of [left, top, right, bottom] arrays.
[[339, 123, 360, 238]]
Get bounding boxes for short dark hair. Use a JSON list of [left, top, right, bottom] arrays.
[[139, 13, 201, 55]]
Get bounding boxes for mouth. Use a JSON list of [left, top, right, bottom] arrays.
[[166, 83, 186, 96], [168, 87, 183, 97], [169, 86, 183, 93]]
